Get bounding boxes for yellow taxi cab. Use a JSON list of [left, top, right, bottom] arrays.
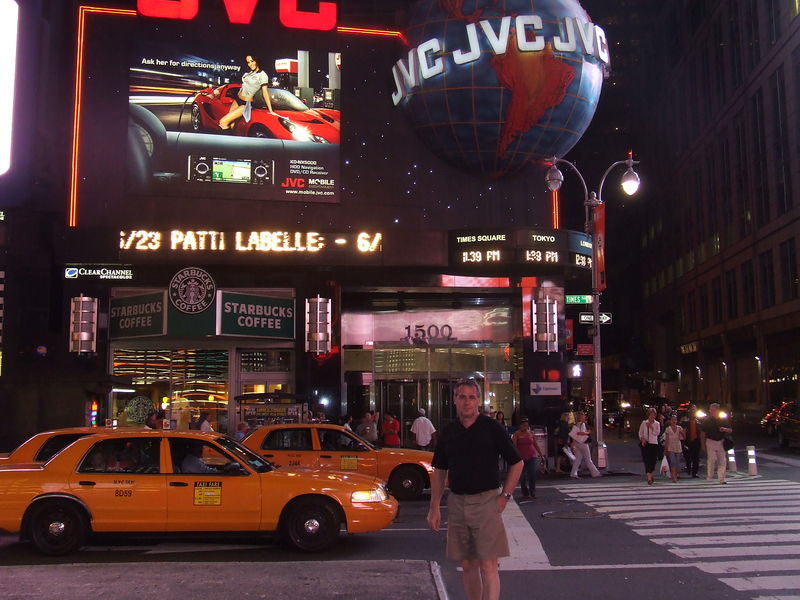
[[243, 424, 434, 500], [0, 430, 397, 555], [0, 427, 141, 465]]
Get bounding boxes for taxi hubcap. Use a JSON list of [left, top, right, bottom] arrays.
[[402, 479, 413, 488], [48, 521, 66, 537], [303, 518, 321, 534]]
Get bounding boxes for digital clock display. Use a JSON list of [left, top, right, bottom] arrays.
[[450, 228, 592, 269]]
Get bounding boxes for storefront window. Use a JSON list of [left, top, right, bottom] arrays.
[[111, 348, 229, 432]]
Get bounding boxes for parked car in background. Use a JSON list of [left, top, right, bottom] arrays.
[[761, 401, 796, 436], [775, 402, 800, 449], [243, 423, 433, 500], [0, 430, 396, 555], [0, 427, 138, 465]]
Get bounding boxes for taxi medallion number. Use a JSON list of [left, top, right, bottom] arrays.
[[340, 456, 358, 470], [194, 481, 222, 506]]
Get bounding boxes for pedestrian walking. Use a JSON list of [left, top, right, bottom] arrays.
[[569, 412, 601, 478], [553, 412, 571, 474], [427, 379, 523, 600], [410, 408, 436, 450], [511, 418, 541, 499], [681, 404, 701, 478], [701, 403, 733, 484], [663, 414, 685, 483], [638, 407, 661, 485]]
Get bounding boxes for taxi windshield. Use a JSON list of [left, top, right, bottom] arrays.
[[216, 436, 273, 473]]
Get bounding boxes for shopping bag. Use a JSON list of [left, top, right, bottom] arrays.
[[660, 456, 669, 476], [563, 446, 576, 462]]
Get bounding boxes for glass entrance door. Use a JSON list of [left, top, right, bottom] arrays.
[[376, 380, 419, 447]]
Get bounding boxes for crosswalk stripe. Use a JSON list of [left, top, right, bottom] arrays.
[[629, 515, 800, 527], [720, 575, 800, 592], [652, 533, 800, 547], [634, 522, 800, 536], [499, 498, 550, 570], [558, 477, 800, 595], [585, 493, 798, 506], [607, 506, 800, 520], [697, 559, 800, 574], [596, 501, 800, 514], [670, 545, 800, 559]]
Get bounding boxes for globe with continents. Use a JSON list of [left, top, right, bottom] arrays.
[[395, 0, 607, 178]]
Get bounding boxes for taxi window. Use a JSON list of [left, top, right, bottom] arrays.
[[170, 438, 244, 475], [317, 429, 369, 452], [263, 429, 312, 451], [35, 434, 90, 462], [79, 438, 161, 474]]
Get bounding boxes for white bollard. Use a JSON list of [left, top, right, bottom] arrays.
[[727, 447, 737, 472], [747, 445, 758, 476]]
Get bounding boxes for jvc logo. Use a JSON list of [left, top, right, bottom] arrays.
[[137, 0, 337, 30], [281, 177, 306, 188]]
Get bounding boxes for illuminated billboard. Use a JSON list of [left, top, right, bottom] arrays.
[[129, 36, 341, 202], [71, 5, 348, 228], [0, 0, 18, 176]]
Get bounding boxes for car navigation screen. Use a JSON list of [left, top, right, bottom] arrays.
[[213, 159, 250, 184]]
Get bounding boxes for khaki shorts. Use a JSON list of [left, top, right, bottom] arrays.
[[446, 489, 510, 561]]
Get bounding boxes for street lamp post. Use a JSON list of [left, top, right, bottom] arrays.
[[545, 155, 641, 468]]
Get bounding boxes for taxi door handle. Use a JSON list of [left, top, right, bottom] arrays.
[[320, 455, 332, 459], [78, 481, 96, 486], [169, 482, 189, 487], [262, 454, 274, 458]]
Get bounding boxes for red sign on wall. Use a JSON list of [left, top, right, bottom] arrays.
[[576, 344, 593, 356], [137, 0, 338, 30]]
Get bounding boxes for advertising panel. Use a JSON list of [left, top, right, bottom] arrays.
[[129, 31, 341, 203], [110, 292, 166, 338], [217, 291, 294, 339]]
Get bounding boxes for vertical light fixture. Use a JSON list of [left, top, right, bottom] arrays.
[[0, 0, 19, 175]]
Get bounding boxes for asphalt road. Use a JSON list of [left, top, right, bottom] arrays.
[[2, 426, 799, 600]]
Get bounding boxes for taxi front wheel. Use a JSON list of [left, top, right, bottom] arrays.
[[389, 466, 425, 501], [27, 500, 88, 556], [281, 498, 340, 552]]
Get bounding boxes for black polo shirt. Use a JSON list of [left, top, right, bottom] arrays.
[[702, 415, 725, 441], [432, 414, 522, 495]]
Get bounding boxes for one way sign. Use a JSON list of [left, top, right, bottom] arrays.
[[578, 312, 612, 325]]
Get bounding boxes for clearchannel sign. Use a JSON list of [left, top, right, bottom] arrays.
[[64, 264, 134, 280], [393, 0, 609, 178]]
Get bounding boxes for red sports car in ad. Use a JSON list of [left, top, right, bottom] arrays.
[[191, 84, 340, 144]]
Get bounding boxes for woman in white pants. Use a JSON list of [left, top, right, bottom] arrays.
[[569, 412, 602, 478]]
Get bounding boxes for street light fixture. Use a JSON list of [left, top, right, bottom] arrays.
[[545, 154, 641, 469]]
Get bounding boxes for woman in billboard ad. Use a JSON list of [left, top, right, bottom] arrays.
[[219, 54, 273, 129]]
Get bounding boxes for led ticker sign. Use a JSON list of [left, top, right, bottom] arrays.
[[450, 229, 591, 270], [119, 230, 382, 258]]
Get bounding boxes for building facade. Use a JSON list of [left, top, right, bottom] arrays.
[[640, 0, 800, 417]]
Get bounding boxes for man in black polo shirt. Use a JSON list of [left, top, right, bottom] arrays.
[[427, 379, 522, 600]]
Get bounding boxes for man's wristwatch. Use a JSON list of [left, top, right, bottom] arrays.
[[501, 492, 512, 499]]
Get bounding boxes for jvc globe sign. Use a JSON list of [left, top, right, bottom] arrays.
[[393, 0, 609, 178]]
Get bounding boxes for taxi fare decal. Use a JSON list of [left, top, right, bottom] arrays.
[[193, 481, 222, 506], [340, 456, 358, 470]]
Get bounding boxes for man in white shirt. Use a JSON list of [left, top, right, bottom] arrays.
[[411, 409, 436, 450]]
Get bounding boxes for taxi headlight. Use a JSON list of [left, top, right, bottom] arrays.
[[351, 488, 387, 503]]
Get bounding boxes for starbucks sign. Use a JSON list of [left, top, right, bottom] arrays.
[[169, 267, 215, 314]]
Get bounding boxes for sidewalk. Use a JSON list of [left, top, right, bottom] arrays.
[[0, 560, 448, 600]]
